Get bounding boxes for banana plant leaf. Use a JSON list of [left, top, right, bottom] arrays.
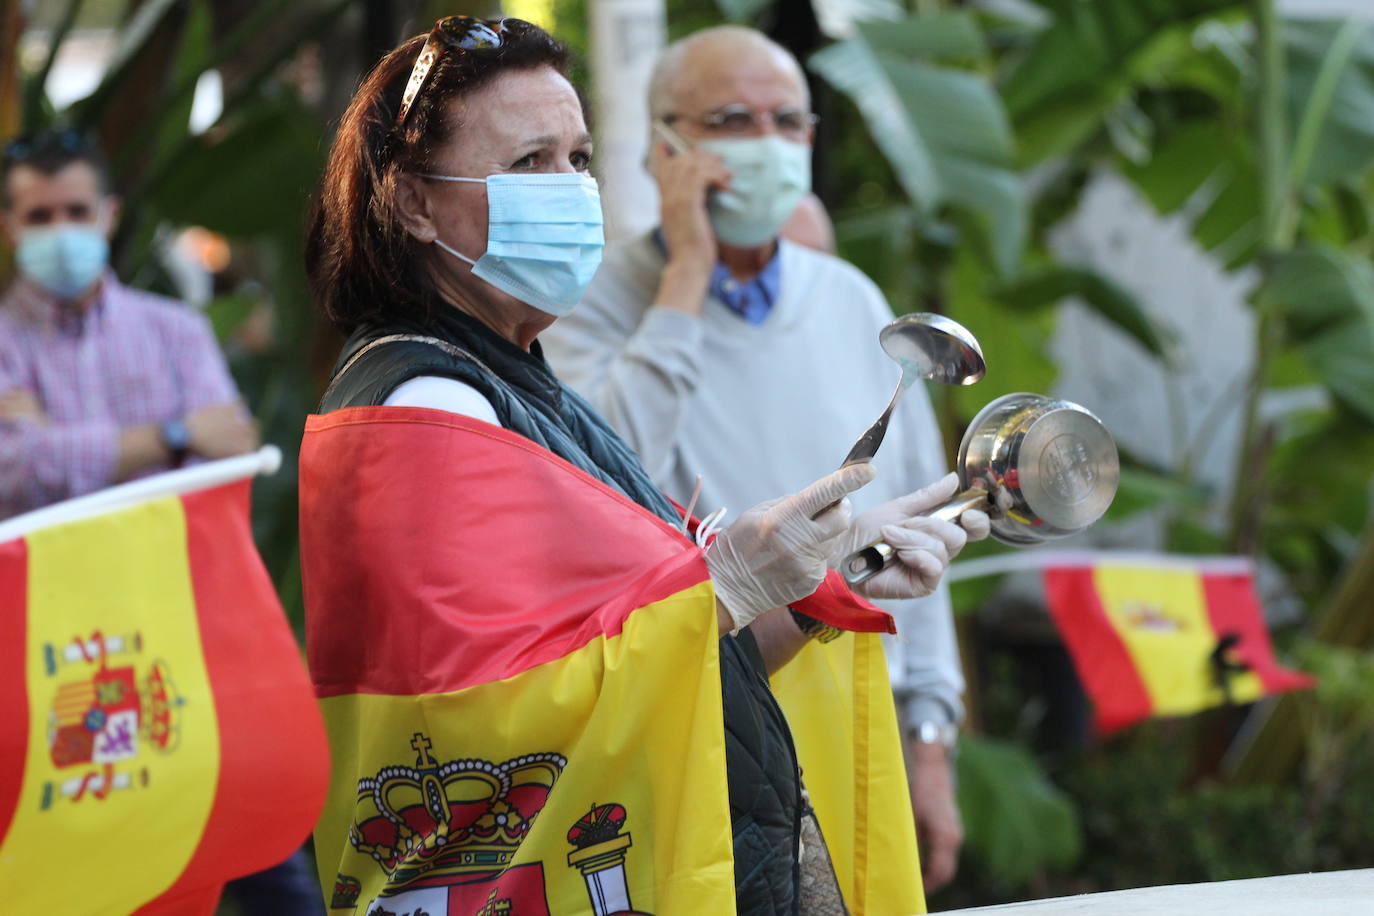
[[145, 98, 325, 238], [1001, 0, 1243, 165], [1284, 18, 1374, 189], [957, 734, 1083, 885], [810, 14, 1026, 277], [993, 264, 1178, 361], [1264, 245, 1374, 424]]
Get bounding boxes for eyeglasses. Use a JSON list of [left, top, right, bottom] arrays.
[[395, 16, 529, 127], [3, 128, 92, 165], [665, 104, 818, 140]]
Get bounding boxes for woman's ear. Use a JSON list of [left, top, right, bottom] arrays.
[[394, 174, 438, 243]]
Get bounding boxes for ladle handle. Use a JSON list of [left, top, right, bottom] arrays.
[[840, 488, 990, 588]]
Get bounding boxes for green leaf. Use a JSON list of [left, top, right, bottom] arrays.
[[1104, 465, 1209, 522], [811, 20, 1026, 276], [69, 0, 183, 123], [1000, 0, 1243, 165], [712, 0, 772, 22], [204, 292, 258, 342], [1265, 246, 1374, 423], [856, 11, 987, 63], [993, 265, 1177, 361], [1284, 18, 1374, 189], [949, 249, 1056, 418], [957, 734, 1082, 884], [146, 100, 325, 237]]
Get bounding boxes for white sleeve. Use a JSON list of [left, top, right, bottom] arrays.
[[384, 376, 502, 426]]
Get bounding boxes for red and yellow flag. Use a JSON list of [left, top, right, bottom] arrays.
[[773, 633, 926, 915], [300, 408, 735, 915], [0, 472, 329, 914], [1044, 556, 1314, 733]]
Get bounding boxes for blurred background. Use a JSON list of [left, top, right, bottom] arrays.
[[7, 0, 1374, 909]]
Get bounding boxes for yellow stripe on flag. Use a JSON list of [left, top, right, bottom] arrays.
[[773, 632, 925, 916], [0, 496, 220, 913], [315, 580, 734, 915], [1093, 565, 1265, 716]]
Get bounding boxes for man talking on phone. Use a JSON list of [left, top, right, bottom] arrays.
[[542, 25, 980, 894]]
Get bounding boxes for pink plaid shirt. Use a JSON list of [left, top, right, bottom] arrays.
[[0, 273, 240, 517]]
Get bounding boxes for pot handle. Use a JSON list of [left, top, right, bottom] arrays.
[[839, 488, 991, 588]]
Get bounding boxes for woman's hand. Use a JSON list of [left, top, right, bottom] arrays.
[[706, 463, 876, 631], [833, 472, 990, 600]]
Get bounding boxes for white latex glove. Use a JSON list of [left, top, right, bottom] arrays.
[[706, 463, 877, 630], [832, 472, 991, 600]]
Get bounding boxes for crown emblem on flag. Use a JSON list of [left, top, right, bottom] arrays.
[[350, 733, 566, 889]]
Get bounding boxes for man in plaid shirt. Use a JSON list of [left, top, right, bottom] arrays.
[[0, 130, 257, 519]]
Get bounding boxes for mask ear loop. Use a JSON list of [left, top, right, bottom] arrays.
[[696, 506, 728, 549], [420, 174, 485, 266]]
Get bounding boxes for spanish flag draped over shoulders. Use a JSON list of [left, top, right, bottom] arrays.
[[300, 406, 735, 915], [0, 454, 329, 914]]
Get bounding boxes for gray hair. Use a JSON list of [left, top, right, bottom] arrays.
[[646, 25, 808, 120]]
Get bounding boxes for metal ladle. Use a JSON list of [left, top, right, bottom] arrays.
[[840, 313, 986, 468]]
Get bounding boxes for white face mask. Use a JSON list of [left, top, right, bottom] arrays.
[[692, 135, 812, 248], [422, 172, 604, 317]]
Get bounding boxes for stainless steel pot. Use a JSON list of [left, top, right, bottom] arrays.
[[841, 393, 1119, 587]]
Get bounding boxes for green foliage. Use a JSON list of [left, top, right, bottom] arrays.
[[993, 265, 1177, 361], [1264, 245, 1374, 422], [956, 734, 1082, 887], [810, 13, 1026, 277], [1000, 0, 1245, 165]]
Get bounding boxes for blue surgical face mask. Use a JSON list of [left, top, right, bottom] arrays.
[[693, 135, 811, 248], [422, 172, 604, 317], [15, 223, 110, 300]]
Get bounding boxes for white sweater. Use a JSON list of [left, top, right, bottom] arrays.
[[542, 233, 965, 728]]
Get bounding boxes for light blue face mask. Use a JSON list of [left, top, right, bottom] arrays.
[[16, 223, 110, 300], [693, 135, 811, 248], [422, 172, 604, 317]]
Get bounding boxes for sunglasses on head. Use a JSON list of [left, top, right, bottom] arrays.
[[395, 16, 533, 127], [3, 128, 93, 165]]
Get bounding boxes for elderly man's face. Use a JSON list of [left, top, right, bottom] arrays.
[[667, 41, 812, 146]]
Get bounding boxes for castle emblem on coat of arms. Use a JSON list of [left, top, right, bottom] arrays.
[[40, 629, 183, 809], [346, 733, 652, 916]]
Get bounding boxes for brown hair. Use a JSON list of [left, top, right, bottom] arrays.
[[306, 21, 572, 333]]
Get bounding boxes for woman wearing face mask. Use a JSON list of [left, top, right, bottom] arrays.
[[299, 18, 961, 915]]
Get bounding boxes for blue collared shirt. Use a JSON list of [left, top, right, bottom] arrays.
[[653, 230, 782, 326]]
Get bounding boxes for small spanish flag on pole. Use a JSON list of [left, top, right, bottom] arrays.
[[0, 449, 330, 913], [1042, 554, 1314, 734]]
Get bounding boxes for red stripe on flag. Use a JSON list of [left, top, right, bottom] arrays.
[[137, 481, 329, 912], [0, 538, 28, 845], [1044, 567, 1154, 733], [1201, 572, 1314, 694], [301, 408, 713, 699]]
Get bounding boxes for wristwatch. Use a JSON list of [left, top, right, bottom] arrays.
[[160, 418, 191, 466], [788, 609, 843, 644], [907, 720, 959, 750]]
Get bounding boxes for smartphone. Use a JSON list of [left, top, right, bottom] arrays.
[[652, 120, 693, 156]]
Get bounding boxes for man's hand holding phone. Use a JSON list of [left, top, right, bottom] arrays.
[[650, 120, 731, 316]]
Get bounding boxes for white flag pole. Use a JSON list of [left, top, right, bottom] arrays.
[[0, 445, 283, 543]]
